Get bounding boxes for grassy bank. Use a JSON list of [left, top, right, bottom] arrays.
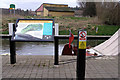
[[60, 25, 120, 35], [1, 15, 120, 35], [88, 25, 120, 35]]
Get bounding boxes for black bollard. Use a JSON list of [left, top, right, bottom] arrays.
[[9, 36, 16, 64], [54, 37, 59, 65], [77, 30, 87, 80]]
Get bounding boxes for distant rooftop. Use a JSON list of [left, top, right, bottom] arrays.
[[43, 3, 68, 6]]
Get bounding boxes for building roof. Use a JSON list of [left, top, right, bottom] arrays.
[[43, 3, 68, 6], [35, 4, 43, 12], [35, 3, 68, 12], [45, 7, 74, 12]]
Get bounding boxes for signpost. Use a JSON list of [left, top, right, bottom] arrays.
[[10, 19, 54, 64], [77, 30, 87, 80], [79, 30, 87, 49]]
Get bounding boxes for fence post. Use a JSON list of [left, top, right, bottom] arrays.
[[54, 37, 59, 65], [9, 23, 16, 64], [9, 37, 16, 64], [55, 23, 59, 36], [77, 30, 87, 80], [8, 23, 14, 36]]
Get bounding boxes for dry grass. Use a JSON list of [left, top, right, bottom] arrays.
[[1, 14, 24, 32], [1, 14, 103, 34], [54, 16, 103, 31]]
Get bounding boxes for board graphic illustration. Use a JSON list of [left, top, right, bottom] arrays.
[[12, 19, 54, 41]]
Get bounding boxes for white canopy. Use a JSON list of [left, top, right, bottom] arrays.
[[94, 29, 120, 56]]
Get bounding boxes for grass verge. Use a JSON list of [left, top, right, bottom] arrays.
[[60, 25, 120, 35]]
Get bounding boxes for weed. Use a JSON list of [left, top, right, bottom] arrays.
[[38, 64, 40, 67], [43, 63, 46, 67]]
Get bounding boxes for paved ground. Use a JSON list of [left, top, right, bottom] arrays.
[[1, 55, 118, 79]]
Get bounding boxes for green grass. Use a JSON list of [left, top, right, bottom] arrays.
[[58, 16, 89, 20], [68, 17, 89, 20], [1, 15, 120, 36], [2, 31, 9, 34], [88, 25, 120, 35], [38, 16, 89, 20], [60, 25, 120, 35], [1, 24, 119, 35], [59, 30, 77, 35]]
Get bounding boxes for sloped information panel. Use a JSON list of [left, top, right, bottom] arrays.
[[12, 19, 54, 41]]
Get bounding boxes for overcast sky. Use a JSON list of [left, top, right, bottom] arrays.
[[0, 0, 79, 11]]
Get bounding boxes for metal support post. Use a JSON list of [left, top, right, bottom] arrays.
[[9, 36, 16, 64], [77, 30, 87, 80], [54, 37, 59, 65]]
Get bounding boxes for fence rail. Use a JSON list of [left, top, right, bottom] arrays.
[[0, 34, 111, 40], [54, 35, 111, 40], [0, 34, 12, 38]]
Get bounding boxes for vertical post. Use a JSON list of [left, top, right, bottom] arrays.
[[55, 23, 59, 36], [10, 9, 11, 15], [9, 23, 16, 64], [9, 37, 16, 64], [54, 37, 59, 65], [8, 23, 14, 36], [77, 30, 87, 80], [14, 9, 15, 16]]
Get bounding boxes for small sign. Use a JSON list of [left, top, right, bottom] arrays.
[[79, 30, 87, 49], [79, 41, 86, 49], [79, 31, 87, 41]]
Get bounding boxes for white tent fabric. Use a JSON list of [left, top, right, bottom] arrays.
[[93, 29, 120, 56]]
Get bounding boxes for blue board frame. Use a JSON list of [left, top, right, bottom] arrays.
[[11, 19, 54, 42]]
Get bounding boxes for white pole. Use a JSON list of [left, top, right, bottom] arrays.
[[8, 23, 14, 35], [55, 23, 59, 36]]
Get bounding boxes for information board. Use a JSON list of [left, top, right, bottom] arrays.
[[12, 19, 54, 41]]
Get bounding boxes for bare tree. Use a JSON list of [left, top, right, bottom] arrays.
[[96, 2, 120, 25], [78, 2, 86, 9]]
